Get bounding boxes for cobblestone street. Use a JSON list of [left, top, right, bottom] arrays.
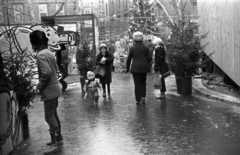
[[12, 73, 240, 155]]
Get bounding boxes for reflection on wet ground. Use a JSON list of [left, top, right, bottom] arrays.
[[12, 73, 240, 155]]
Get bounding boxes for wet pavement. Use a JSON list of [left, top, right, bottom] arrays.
[[12, 73, 240, 155]]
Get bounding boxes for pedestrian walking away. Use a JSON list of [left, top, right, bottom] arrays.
[[29, 30, 63, 154], [126, 31, 152, 105], [83, 71, 102, 106], [146, 39, 155, 73], [153, 38, 170, 99], [96, 43, 114, 97]]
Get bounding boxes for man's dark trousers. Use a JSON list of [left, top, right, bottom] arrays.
[[44, 97, 60, 132]]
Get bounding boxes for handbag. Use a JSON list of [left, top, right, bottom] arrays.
[[153, 72, 162, 89], [95, 65, 106, 77]]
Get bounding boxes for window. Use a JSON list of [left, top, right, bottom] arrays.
[[118, 0, 120, 9], [191, 0, 197, 6], [99, 10, 104, 15], [99, 0, 104, 4], [0, 6, 3, 23], [39, 4, 48, 17], [14, 4, 23, 22], [84, 0, 94, 6], [56, 3, 64, 16], [83, 1, 89, 6], [106, 4, 108, 16], [90, 0, 94, 6], [85, 20, 92, 28], [84, 8, 92, 14], [112, 1, 114, 12]]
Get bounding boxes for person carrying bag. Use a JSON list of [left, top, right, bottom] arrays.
[[95, 44, 114, 97], [153, 38, 169, 99], [95, 65, 106, 78]]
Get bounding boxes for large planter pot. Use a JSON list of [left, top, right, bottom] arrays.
[[22, 113, 29, 139], [176, 76, 192, 95]]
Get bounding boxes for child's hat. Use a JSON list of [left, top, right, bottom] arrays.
[[87, 71, 95, 77]]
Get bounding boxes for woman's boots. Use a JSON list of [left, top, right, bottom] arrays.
[[141, 97, 146, 105], [156, 93, 165, 99], [136, 97, 146, 105]]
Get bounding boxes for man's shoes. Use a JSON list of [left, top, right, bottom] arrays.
[[44, 145, 62, 155], [47, 131, 63, 146], [136, 101, 141, 105], [156, 93, 165, 99], [141, 97, 146, 105], [103, 92, 106, 97]]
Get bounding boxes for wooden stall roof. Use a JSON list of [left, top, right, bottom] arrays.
[[41, 14, 98, 24]]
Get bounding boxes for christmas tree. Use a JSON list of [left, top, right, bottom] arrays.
[[128, 0, 159, 37]]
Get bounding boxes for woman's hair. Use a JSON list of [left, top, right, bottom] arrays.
[[29, 30, 49, 47]]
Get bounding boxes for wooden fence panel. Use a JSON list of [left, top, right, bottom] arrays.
[[198, 0, 240, 86]]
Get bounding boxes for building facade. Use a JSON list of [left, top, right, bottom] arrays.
[[0, 0, 79, 25], [108, 0, 130, 42], [79, 0, 110, 43]]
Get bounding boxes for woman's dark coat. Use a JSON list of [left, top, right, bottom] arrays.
[[96, 51, 114, 84], [154, 45, 168, 74], [126, 42, 152, 73]]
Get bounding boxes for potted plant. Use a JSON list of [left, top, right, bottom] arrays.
[[165, 12, 206, 95], [3, 50, 38, 139]]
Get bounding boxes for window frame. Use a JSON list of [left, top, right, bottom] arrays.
[[0, 6, 3, 23], [39, 4, 48, 19], [14, 4, 23, 23]]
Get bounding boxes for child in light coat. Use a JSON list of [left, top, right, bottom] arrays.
[[83, 71, 101, 106]]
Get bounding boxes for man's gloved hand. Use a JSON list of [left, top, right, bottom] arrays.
[[125, 69, 129, 73]]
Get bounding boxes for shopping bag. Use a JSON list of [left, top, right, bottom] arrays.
[[95, 65, 106, 77], [153, 72, 162, 89]]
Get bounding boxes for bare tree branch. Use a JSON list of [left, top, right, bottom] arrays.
[[52, 0, 66, 16], [154, 0, 174, 25], [3, 7, 32, 18], [25, 0, 36, 25]]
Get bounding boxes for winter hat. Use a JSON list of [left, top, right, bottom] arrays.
[[152, 37, 163, 45], [99, 43, 107, 50], [87, 71, 95, 79], [133, 31, 143, 41]]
